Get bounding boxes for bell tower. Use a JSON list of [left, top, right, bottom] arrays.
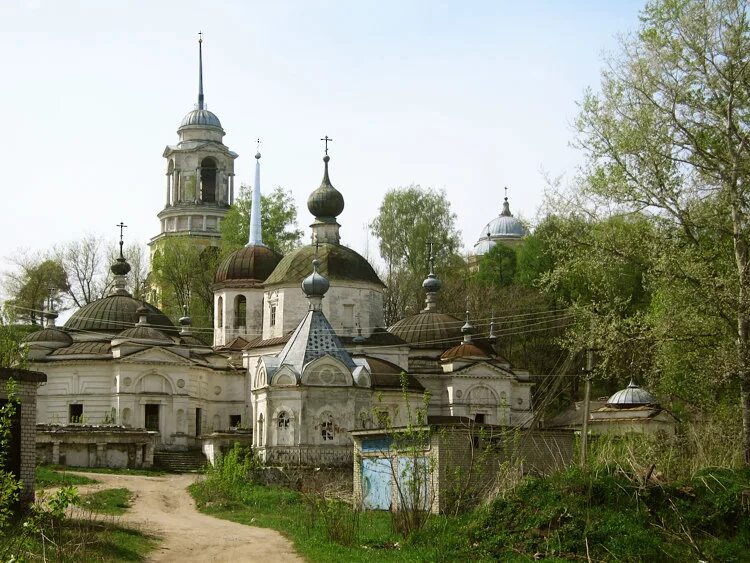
[[149, 34, 238, 253]]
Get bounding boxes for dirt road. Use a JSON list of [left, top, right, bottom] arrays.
[[67, 472, 302, 562]]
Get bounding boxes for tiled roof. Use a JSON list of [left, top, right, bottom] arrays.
[[275, 310, 356, 373]]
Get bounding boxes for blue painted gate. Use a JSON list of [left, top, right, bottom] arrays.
[[362, 458, 392, 510]]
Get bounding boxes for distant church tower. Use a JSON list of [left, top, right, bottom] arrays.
[[149, 35, 238, 255]]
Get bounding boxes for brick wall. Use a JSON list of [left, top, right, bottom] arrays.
[[1, 369, 46, 508]]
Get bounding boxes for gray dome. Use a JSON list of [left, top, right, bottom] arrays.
[[180, 109, 222, 130], [606, 380, 655, 408], [307, 156, 344, 220], [481, 214, 526, 239], [302, 259, 330, 297], [422, 272, 442, 293], [473, 238, 496, 255]]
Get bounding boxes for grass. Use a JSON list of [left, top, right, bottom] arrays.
[[190, 481, 477, 562], [79, 488, 133, 516], [35, 465, 98, 489], [51, 465, 167, 477], [2, 520, 156, 562]]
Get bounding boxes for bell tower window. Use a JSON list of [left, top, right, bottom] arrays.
[[200, 157, 217, 203], [217, 296, 223, 328], [234, 295, 247, 329]]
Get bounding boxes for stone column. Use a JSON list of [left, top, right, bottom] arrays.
[[217, 170, 225, 204], [229, 174, 235, 205], [187, 216, 192, 231], [135, 444, 143, 467], [176, 170, 181, 202], [202, 215, 207, 231], [52, 441, 60, 465], [196, 167, 202, 203], [166, 173, 171, 206]]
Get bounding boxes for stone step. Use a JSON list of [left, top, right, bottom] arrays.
[[153, 450, 207, 472]]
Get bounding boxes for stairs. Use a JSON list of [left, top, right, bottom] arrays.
[[153, 449, 208, 472]]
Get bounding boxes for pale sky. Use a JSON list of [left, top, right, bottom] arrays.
[[0, 0, 643, 272]]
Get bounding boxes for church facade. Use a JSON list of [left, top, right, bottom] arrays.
[[26, 37, 537, 467]]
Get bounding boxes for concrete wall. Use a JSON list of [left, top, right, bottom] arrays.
[[36, 425, 156, 468]]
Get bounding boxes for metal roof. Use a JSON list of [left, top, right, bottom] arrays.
[[214, 245, 283, 284], [64, 296, 178, 335], [389, 311, 463, 350], [179, 109, 222, 129]]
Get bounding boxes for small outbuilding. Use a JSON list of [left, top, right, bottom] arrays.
[[351, 417, 573, 514]]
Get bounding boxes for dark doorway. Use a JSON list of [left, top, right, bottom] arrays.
[[195, 408, 202, 436], [474, 413, 486, 424], [145, 404, 160, 432], [200, 158, 217, 203]]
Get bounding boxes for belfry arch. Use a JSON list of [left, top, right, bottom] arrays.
[[200, 157, 217, 203]]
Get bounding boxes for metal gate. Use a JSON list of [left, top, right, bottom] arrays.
[[362, 458, 392, 510]]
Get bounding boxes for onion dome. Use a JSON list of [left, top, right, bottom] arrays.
[[24, 328, 73, 346], [389, 312, 463, 350], [441, 342, 491, 362], [422, 271, 442, 293], [461, 309, 474, 342], [65, 296, 178, 335], [302, 259, 330, 299], [179, 108, 222, 130], [606, 380, 656, 408], [110, 256, 131, 277], [214, 245, 282, 285], [307, 156, 344, 220], [265, 243, 384, 287], [114, 325, 173, 345]]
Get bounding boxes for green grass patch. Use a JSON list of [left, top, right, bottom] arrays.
[[79, 488, 133, 515], [1, 520, 156, 562], [54, 465, 167, 477], [35, 465, 98, 489]]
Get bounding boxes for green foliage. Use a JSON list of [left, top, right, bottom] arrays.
[[79, 488, 133, 515], [370, 185, 462, 323], [469, 466, 750, 561], [220, 185, 303, 254], [3, 257, 69, 324], [198, 443, 261, 504], [476, 244, 517, 290]]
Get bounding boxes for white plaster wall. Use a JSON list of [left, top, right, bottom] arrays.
[[214, 287, 264, 346]]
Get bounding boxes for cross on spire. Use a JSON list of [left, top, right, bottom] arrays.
[[256, 138, 261, 151], [427, 240, 435, 273], [504, 186, 508, 200], [320, 135, 333, 155], [197, 32, 205, 110], [116, 222, 127, 258]]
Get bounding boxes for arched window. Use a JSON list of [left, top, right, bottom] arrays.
[[257, 414, 264, 446], [234, 295, 247, 329], [200, 157, 217, 203], [320, 412, 334, 442], [217, 296, 223, 328], [278, 411, 290, 428]]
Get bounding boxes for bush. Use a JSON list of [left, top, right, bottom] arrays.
[[196, 443, 260, 505]]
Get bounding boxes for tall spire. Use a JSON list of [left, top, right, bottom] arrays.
[[248, 139, 264, 247], [198, 32, 205, 110]]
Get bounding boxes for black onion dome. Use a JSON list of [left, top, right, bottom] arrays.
[[24, 328, 73, 345], [307, 156, 344, 220], [110, 257, 131, 276], [215, 245, 283, 284], [65, 296, 178, 335], [265, 243, 384, 287], [389, 312, 463, 350]]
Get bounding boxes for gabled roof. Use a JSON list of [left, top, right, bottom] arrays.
[[275, 310, 356, 373]]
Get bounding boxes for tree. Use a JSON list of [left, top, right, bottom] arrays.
[[575, 0, 750, 463], [220, 185, 303, 254], [476, 244, 517, 290], [2, 256, 69, 325], [371, 186, 462, 323], [150, 237, 219, 330], [55, 234, 107, 308]]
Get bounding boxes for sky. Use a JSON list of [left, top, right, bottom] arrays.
[[0, 0, 644, 272]]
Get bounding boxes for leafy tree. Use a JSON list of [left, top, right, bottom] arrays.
[[574, 0, 750, 462], [371, 185, 462, 324], [220, 185, 303, 254], [2, 256, 69, 325], [476, 244, 517, 290]]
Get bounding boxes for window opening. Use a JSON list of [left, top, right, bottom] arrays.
[[69, 404, 83, 424], [234, 295, 247, 329], [229, 414, 241, 428], [145, 404, 160, 431], [270, 305, 277, 327], [217, 296, 223, 328], [474, 413, 486, 424], [321, 414, 334, 441], [200, 157, 217, 203], [277, 411, 290, 428]]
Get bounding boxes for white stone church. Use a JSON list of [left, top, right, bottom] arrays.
[[25, 38, 534, 466]]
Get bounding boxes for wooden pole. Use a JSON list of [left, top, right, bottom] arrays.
[[580, 349, 593, 468]]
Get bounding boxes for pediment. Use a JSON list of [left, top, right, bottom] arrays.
[[453, 361, 514, 379], [118, 347, 192, 365]]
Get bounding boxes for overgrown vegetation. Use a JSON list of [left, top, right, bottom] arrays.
[[35, 465, 98, 489]]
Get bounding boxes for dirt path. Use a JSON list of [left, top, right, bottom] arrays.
[[66, 472, 302, 562]]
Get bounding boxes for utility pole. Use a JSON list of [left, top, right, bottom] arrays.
[[580, 348, 594, 468]]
